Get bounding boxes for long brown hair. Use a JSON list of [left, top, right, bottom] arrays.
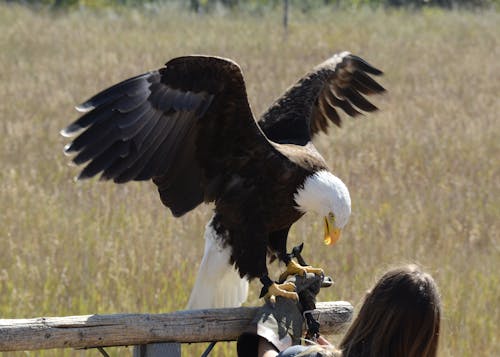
[[339, 264, 441, 357]]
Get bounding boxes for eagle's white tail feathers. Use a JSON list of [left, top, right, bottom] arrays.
[[186, 219, 249, 310]]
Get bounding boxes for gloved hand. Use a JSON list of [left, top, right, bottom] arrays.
[[237, 272, 332, 357]]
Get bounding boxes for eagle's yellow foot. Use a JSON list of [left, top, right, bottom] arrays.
[[279, 260, 324, 282], [264, 281, 298, 304]]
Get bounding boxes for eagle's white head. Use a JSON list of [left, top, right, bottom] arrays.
[[294, 170, 351, 245]]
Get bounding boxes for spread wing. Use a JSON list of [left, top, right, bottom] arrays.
[[258, 52, 385, 145], [62, 56, 283, 217]]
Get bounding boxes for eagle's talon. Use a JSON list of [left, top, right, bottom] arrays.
[[279, 281, 297, 292], [279, 260, 324, 282], [264, 282, 299, 303], [303, 266, 324, 276]]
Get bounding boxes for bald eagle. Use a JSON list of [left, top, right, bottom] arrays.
[[62, 52, 384, 308]]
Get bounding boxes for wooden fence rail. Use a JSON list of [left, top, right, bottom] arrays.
[[0, 301, 352, 352]]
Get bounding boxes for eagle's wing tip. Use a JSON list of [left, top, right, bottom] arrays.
[[75, 103, 94, 113], [63, 144, 74, 156], [60, 128, 73, 138], [60, 123, 84, 138]]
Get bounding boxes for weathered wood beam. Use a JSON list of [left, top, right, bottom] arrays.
[[0, 301, 352, 352]]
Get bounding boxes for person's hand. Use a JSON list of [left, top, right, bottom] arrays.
[[316, 335, 331, 346]]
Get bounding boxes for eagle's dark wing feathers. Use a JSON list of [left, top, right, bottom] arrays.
[[62, 56, 280, 217], [258, 52, 385, 145], [62, 69, 213, 181]]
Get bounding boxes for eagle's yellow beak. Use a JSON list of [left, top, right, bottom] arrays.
[[324, 215, 341, 246]]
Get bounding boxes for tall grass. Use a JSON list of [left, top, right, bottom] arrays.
[[0, 4, 499, 356]]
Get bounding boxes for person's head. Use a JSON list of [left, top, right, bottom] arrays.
[[339, 264, 441, 357]]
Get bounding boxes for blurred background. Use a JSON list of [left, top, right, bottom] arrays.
[[0, 0, 499, 356]]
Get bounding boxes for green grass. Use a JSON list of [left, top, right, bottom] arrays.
[[0, 4, 499, 356]]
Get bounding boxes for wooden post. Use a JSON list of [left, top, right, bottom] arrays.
[[133, 343, 181, 357], [0, 302, 352, 352], [283, 0, 289, 38]]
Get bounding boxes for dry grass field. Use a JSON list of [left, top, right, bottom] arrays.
[[0, 3, 499, 356]]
